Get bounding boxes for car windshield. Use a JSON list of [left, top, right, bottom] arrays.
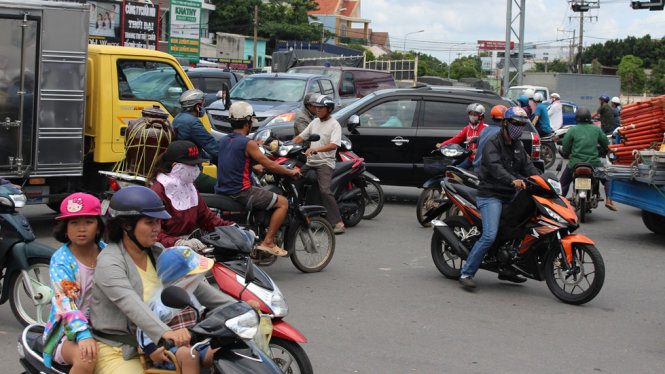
[[333, 93, 377, 119], [230, 77, 307, 102]]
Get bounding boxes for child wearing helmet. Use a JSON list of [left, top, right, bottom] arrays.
[[436, 103, 488, 170], [43, 193, 106, 372], [89, 186, 235, 374]]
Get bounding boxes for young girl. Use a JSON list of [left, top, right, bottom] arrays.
[[43, 193, 105, 373]]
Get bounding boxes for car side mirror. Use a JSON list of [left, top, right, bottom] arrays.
[[167, 87, 183, 98], [347, 114, 360, 132], [216, 90, 225, 100]]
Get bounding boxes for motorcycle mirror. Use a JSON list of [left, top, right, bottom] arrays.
[[347, 114, 360, 132], [244, 257, 256, 285], [308, 134, 321, 142], [161, 286, 192, 309], [555, 161, 563, 172]]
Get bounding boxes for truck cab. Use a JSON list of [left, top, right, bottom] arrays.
[[506, 85, 549, 102]]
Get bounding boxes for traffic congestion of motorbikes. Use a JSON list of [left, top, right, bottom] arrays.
[[3, 88, 623, 374]]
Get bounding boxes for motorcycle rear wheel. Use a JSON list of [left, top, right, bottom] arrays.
[[289, 217, 335, 273], [9, 258, 52, 327], [578, 197, 586, 223], [541, 142, 557, 169], [430, 216, 475, 279], [269, 337, 313, 374], [544, 243, 605, 305], [417, 186, 442, 227], [362, 179, 384, 219]]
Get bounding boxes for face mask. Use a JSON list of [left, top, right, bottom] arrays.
[[197, 106, 206, 117], [506, 123, 524, 140], [171, 163, 200, 184], [469, 115, 479, 125]]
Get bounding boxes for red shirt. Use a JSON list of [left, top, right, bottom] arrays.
[[151, 181, 234, 247], [442, 121, 488, 161]]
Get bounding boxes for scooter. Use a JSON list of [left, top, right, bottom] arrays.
[[197, 226, 313, 374], [0, 176, 56, 327], [338, 137, 384, 220]]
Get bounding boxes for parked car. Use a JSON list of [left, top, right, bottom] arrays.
[[546, 100, 578, 126], [206, 72, 340, 138], [286, 66, 396, 106], [184, 67, 243, 107], [257, 86, 544, 186]]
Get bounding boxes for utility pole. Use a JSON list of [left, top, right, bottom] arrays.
[[578, 1, 584, 74], [253, 4, 258, 68]]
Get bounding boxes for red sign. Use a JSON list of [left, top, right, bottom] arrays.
[[477, 40, 514, 51]]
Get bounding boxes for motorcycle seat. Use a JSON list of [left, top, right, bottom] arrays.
[[574, 163, 594, 176], [22, 325, 73, 372], [449, 182, 477, 206], [333, 161, 355, 176], [200, 193, 246, 212]]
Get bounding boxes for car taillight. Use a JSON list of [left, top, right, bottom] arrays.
[[108, 177, 121, 192], [531, 132, 541, 159]]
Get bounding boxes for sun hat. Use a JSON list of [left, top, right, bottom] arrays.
[[56, 192, 102, 220]]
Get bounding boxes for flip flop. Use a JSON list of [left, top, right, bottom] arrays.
[[256, 244, 288, 257]]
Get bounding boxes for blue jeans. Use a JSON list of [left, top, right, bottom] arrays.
[[461, 196, 503, 278]]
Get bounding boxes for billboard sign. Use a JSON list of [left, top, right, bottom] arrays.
[[477, 40, 514, 51], [199, 57, 253, 70], [169, 0, 201, 61], [88, 0, 122, 46], [123, 1, 159, 50]]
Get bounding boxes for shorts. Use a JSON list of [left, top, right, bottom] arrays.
[[232, 186, 278, 210], [153, 344, 210, 370], [53, 336, 67, 365]]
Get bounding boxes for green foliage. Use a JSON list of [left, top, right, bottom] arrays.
[[583, 35, 665, 69], [617, 55, 647, 93], [647, 59, 665, 95], [449, 56, 481, 80], [345, 44, 376, 61], [415, 52, 447, 77], [591, 59, 602, 75], [531, 59, 569, 73]]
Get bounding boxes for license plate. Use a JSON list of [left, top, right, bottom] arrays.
[[575, 178, 591, 190]]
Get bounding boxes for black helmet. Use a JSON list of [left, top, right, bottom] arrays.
[[310, 95, 335, 112], [107, 186, 171, 220], [575, 107, 592, 123]]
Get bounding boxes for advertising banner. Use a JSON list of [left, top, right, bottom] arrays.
[[88, 0, 122, 45], [477, 40, 514, 51], [169, 0, 201, 62], [123, 1, 159, 50], [200, 57, 253, 70]]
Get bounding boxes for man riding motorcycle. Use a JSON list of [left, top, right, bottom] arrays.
[[559, 107, 617, 211], [459, 106, 542, 289], [472, 105, 507, 172], [436, 103, 487, 170]]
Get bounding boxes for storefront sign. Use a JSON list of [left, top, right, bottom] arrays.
[[123, 1, 159, 50], [169, 0, 201, 61]]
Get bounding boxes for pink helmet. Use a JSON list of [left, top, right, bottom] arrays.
[[56, 192, 102, 220]]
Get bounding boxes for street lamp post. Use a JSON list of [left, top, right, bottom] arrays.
[[403, 29, 424, 53]]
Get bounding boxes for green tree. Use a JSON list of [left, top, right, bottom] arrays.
[[449, 56, 480, 80], [591, 59, 602, 74], [532, 58, 568, 73], [647, 59, 665, 95], [617, 55, 647, 93]]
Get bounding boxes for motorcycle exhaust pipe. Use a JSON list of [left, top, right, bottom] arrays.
[[432, 221, 469, 259]]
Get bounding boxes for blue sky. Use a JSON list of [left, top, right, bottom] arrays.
[[361, 0, 665, 62]]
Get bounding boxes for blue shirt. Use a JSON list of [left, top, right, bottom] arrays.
[[533, 103, 551, 135], [215, 132, 252, 195], [172, 111, 219, 160], [473, 124, 502, 172]]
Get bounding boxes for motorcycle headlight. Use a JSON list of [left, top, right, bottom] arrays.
[[341, 139, 352, 151], [548, 179, 562, 196], [255, 129, 272, 143], [544, 206, 567, 224], [225, 310, 259, 340], [441, 148, 462, 158], [270, 293, 288, 317], [278, 144, 294, 157]]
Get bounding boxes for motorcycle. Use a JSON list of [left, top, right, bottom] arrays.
[[417, 144, 477, 227], [569, 163, 605, 223], [0, 177, 56, 327], [338, 137, 384, 220], [429, 174, 605, 305], [197, 226, 313, 374], [201, 170, 335, 273]]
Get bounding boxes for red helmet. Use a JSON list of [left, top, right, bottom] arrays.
[[490, 105, 508, 121]]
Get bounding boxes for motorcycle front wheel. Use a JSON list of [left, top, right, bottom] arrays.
[[417, 186, 442, 227], [342, 198, 364, 227], [269, 337, 313, 374], [430, 216, 476, 279], [289, 217, 335, 273], [578, 196, 587, 223], [362, 179, 384, 219], [9, 258, 52, 326], [544, 243, 605, 305]]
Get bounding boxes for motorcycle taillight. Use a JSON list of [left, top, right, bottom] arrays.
[[108, 177, 121, 192], [531, 132, 541, 159]]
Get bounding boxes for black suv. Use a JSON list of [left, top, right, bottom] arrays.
[[259, 86, 544, 187]]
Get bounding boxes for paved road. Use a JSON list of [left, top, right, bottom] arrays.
[[2, 187, 665, 373]]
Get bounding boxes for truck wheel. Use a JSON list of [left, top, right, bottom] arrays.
[[641, 210, 665, 234]]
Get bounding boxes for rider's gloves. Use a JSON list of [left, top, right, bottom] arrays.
[[175, 238, 207, 252]]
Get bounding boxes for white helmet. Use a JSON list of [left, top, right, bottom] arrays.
[[533, 92, 544, 102], [466, 103, 485, 116], [551, 93, 560, 100], [179, 89, 205, 109], [611, 96, 621, 105], [524, 88, 535, 99], [229, 101, 256, 121]]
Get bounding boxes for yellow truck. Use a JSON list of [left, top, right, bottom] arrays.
[[0, 0, 209, 209]]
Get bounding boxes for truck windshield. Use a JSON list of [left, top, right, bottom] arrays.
[[230, 77, 307, 103], [117, 60, 188, 116], [288, 68, 342, 88]]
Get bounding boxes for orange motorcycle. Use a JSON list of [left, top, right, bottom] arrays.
[[430, 174, 605, 305]]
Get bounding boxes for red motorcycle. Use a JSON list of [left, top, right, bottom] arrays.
[[430, 174, 605, 305]]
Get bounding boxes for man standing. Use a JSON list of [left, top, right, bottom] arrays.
[[293, 95, 345, 234], [459, 107, 542, 289], [592, 94, 615, 135], [547, 93, 563, 132], [215, 102, 300, 256], [531, 92, 551, 137]]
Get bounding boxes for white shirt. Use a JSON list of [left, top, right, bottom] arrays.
[[298, 116, 342, 169], [548, 100, 563, 131]]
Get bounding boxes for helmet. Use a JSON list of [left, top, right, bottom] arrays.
[[533, 92, 544, 102], [466, 103, 485, 116], [56, 193, 101, 221], [179, 89, 205, 109], [516, 95, 529, 106], [611, 96, 621, 105], [575, 107, 592, 123], [229, 101, 256, 121], [157, 246, 213, 283], [303, 92, 318, 106], [599, 94, 610, 102], [490, 105, 508, 121], [524, 88, 535, 99], [551, 93, 560, 100], [107, 186, 171, 220], [503, 106, 529, 126], [310, 94, 335, 112]]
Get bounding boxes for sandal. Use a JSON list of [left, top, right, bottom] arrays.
[[256, 244, 288, 257]]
